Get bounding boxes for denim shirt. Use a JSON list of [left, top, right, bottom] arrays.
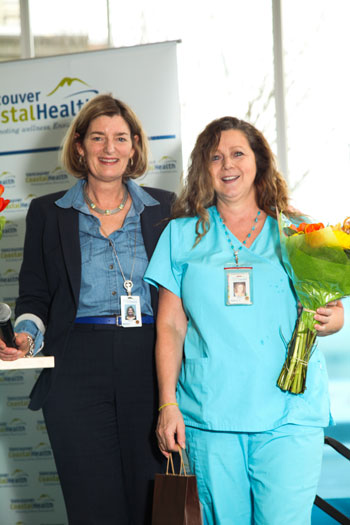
[[15, 179, 159, 354]]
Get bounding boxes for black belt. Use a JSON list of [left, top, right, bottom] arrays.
[[75, 315, 154, 326]]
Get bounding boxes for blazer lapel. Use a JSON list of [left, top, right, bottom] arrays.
[[57, 206, 81, 307], [140, 204, 163, 260], [141, 203, 168, 317]]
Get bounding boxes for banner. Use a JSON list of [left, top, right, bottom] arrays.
[[0, 41, 182, 525]]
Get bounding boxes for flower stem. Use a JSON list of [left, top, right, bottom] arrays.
[[277, 310, 317, 394]]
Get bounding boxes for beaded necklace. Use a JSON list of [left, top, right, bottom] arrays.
[[217, 207, 261, 265], [83, 184, 128, 216]]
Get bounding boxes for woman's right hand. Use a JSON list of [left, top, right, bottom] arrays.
[[0, 332, 33, 361], [156, 405, 186, 457]]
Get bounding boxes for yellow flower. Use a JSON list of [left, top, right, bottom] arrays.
[[333, 230, 350, 249], [303, 223, 350, 249], [304, 226, 340, 248]]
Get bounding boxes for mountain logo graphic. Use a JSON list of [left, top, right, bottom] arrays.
[[47, 77, 98, 97]]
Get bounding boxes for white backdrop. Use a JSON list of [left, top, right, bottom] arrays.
[[0, 41, 182, 525]]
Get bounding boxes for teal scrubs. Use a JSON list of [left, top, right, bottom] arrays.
[[145, 207, 331, 431], [144, 207, 331, 524], [185, 424, 324, 525]]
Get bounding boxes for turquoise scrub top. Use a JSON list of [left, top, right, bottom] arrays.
[[144, 207, 331, 432]]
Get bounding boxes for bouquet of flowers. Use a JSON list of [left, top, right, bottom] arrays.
[[0, 184, 10, 239], [277, 213, 350, 394]]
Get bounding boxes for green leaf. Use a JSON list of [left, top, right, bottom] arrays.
[[283, 227, 298, 237], [0, 215, 6, 240]]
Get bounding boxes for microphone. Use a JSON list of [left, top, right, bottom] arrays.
[[0, 303, 18, 348]]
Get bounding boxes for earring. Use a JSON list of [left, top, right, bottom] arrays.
[[79, 155, 85, 167], [129, 158, 134, 167]]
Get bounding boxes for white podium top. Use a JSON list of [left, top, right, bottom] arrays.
[[0, 356, 55, 370]]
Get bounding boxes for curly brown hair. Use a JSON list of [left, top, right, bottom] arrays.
[[172, 116, 290, 244], [61, 94, 148, 180]]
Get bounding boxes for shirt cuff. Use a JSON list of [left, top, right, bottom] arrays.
[[14, 318, 44, 356]]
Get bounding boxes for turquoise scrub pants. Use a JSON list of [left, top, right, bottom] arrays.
[[186, 424, 324, 525]]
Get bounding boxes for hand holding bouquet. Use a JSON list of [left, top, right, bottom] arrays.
[[277, 214, 350, 394]]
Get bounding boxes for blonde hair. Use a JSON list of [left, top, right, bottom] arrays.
[[61, 94, 148, 180], [172, 116, 290, 244]]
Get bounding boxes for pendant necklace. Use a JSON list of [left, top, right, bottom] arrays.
[[216, 207, 261, 265], [84, 184, 128, 215]]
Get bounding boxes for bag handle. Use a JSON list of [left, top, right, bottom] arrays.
[[166, 445, 187, 476]]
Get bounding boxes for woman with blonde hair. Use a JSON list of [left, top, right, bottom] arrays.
[[0, 94, 174, 524]]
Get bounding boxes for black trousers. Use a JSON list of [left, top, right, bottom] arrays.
[[43, 323, 163, 525]]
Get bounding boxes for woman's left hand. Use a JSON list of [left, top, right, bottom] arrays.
[[314, 300, 344, 336], [0, 332, 32, 360]]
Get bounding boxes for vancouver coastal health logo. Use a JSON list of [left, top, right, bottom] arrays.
[[0, 77, 99, 133], [0, 170, 16, 187], [0, 469, 29, 487], [9, 442, 53, 461], [10, 493, 56, 512], [0, 417, 27, 435]]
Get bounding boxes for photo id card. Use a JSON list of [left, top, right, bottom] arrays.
[[224, 265, 253, 305], [120, 295, 142, 327]]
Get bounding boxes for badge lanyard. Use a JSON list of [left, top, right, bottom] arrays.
[[102, 226, 142, 327], [216, 208, 260, 306]]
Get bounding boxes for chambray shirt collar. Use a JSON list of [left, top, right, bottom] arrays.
[[55, 178, 159, 214]]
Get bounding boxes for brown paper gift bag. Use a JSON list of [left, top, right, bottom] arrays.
[[152, 448, 202, 525]]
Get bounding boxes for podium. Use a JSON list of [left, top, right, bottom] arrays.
[[0, 356, 55, 369]]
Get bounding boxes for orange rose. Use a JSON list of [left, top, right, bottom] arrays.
[[304, 222, 324, 233], [297, 222, 308, 232]]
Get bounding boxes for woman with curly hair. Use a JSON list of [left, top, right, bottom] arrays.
[[145, 116, 344, 525]]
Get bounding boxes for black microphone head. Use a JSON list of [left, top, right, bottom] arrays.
[[0, 303, 12, 324]]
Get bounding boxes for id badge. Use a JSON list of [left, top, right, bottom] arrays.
[[120, 295, 142, 327], [224, 265, 253, 305]]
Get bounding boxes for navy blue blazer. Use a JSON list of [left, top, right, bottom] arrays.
[[15, 186, 175, 410]]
